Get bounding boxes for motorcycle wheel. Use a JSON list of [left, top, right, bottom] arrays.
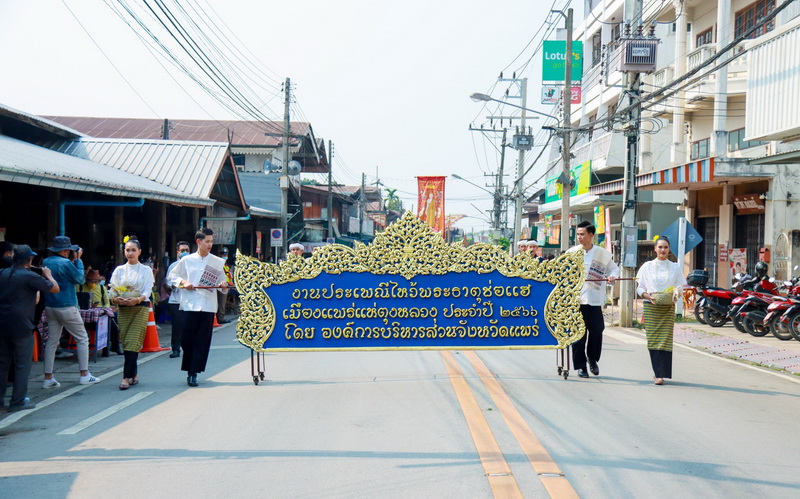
[[694, 304, 707, 324], [787, 311, 800, 341], [767, 315, 793, 341], [732, 313, 748, 334], [743, 316, 769, 337], [703, 307, 728, 327]]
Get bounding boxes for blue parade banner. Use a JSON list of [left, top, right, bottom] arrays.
[[235, 213, 586, 352]]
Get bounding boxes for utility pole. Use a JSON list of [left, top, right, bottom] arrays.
[[495, 128, 508, 235], [359, 173, 366, 239], [559, 8, 574, 252], [513, 78, 528, 250], [327, 139, 334, 240], [280, 77, 291, 260], [620, 1, 643, 327]]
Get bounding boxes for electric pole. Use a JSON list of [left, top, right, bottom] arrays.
[[495, 128, 508, 234], [559, 8, 573, 252], [620, 1, 644, 327], [280, 77, 291, 260], [327, 139, 334, 240], [513, 78, 528, 250]]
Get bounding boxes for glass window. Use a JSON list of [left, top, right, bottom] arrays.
[[728, 128, 767, 151], [735, 0, 775, 39], [691, 138, 710, 160], [696, 28, 713, 48]]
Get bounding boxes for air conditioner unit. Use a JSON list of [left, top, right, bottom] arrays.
[[618, 38, 659, 73]]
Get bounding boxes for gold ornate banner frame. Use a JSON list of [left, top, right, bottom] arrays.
[[235, 213, 585, 352]]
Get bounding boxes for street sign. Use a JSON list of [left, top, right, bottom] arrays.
[[326, 237, 335, 244], [270, 228, 283, 247], [661, 218, 702, 254], [542, 40, 583, 82], [542, 85, 560, 104], [570, 86, 582, 104]]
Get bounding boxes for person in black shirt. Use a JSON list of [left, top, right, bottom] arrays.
[[0, 245, 60, 411]]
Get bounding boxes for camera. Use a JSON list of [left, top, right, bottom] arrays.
[[30, 266, 44, 276]]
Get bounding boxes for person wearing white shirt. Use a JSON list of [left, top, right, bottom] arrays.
[[168, 228, 228, 387], [566, 221, 619, 379], [166, 241, 190, 359]]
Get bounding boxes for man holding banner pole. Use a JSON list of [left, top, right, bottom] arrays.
[[567, 221, 618, 378], [168, 228, 228, 387]]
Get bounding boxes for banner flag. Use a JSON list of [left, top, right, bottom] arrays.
[[417, 176, 446, 233]]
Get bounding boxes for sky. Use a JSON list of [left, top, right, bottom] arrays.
[[0, 0, 578, 233]]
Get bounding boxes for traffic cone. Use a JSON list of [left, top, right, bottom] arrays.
[[213, 315, 221, 327], [141, 305, 169, 352]]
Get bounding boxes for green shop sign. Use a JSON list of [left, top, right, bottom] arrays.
[[542, 40, 583, 82]]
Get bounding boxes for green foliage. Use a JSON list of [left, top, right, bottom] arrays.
[[384, 188, 403, 211], [301, 178, 321, 186], [489, 235, 510, 251]]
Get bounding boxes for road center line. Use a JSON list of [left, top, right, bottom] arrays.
[[464, 351, 579, 499], [440, 351, 523, 498], [57, 391, 153, 435]]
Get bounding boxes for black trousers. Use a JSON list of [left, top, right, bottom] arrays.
[[123, 351, 139, 379], [0, 334, 34, 407], [181, 312, 215, 374], [168, 303, 184, 353], [573, 305, 605, 370]]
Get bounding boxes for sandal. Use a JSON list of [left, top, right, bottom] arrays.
[[654, 377, 664, 385], [119, 380, 130, 390], [129, 377, 139, 386]]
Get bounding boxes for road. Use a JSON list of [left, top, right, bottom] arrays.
[[1, 323, 800, 498]]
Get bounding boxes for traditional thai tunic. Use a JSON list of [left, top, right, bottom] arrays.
[[636, 258, 686, 378]]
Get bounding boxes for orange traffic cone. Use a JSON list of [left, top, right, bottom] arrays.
[[141, 305, 169, 352], [213, 315, 221, 327]]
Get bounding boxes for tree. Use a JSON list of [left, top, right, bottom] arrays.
[[384, 188, 403, 211]]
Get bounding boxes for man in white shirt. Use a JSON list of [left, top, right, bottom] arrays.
[[168, 228, 228, 387], [166, 240, 190, 358], [566, 221, 619, 378]]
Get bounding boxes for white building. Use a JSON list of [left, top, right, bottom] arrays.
[[540, 0, 800, 285]]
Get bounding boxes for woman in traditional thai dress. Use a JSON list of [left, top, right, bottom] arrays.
[[109, 236, 154, 390], [636, 236, 686, 385]]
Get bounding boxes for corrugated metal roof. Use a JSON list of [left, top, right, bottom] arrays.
[[44, 116, 309, 146], [0, 134, 210, 206], [46, 138, 230, 200], [238, 172, 282, 215], [1, 104, 85, 139]]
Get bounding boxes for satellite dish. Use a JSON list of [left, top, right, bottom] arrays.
[[288, 160, 302, 176]]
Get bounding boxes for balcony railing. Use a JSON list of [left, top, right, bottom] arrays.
[[687, 45, 717, 72], [652, 65, 673, 89]]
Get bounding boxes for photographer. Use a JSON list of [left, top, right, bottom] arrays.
[[41, 236, 100, 388], [0, 245, 59, 411]]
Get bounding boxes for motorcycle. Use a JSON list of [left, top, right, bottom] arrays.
[[695, 272, 769, 328], [739, 278, 785, 337]]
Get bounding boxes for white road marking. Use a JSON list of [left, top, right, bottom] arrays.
[[604, 328, 647, 345], [0, 349, 169, 430], [58, 391, 153, 435]]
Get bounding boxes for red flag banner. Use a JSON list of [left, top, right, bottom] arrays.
[[417, 176, 446, 233]]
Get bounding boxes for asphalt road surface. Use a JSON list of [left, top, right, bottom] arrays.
[[2, 324, 800, 498]]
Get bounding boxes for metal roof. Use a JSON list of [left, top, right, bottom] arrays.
[[44, 116, 309, 146], [45, 138, 231, 201], [0, 134, 210, 206], [238, 172, 282, 216], [0, 104, 85, 139]]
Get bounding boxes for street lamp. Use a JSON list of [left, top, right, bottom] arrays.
[[469, 93, 572, 251], [470, 93, 557, 120]]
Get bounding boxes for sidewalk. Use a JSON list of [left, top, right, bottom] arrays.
[[19, 317, 235, 409], [607, 301, 800, 376]]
